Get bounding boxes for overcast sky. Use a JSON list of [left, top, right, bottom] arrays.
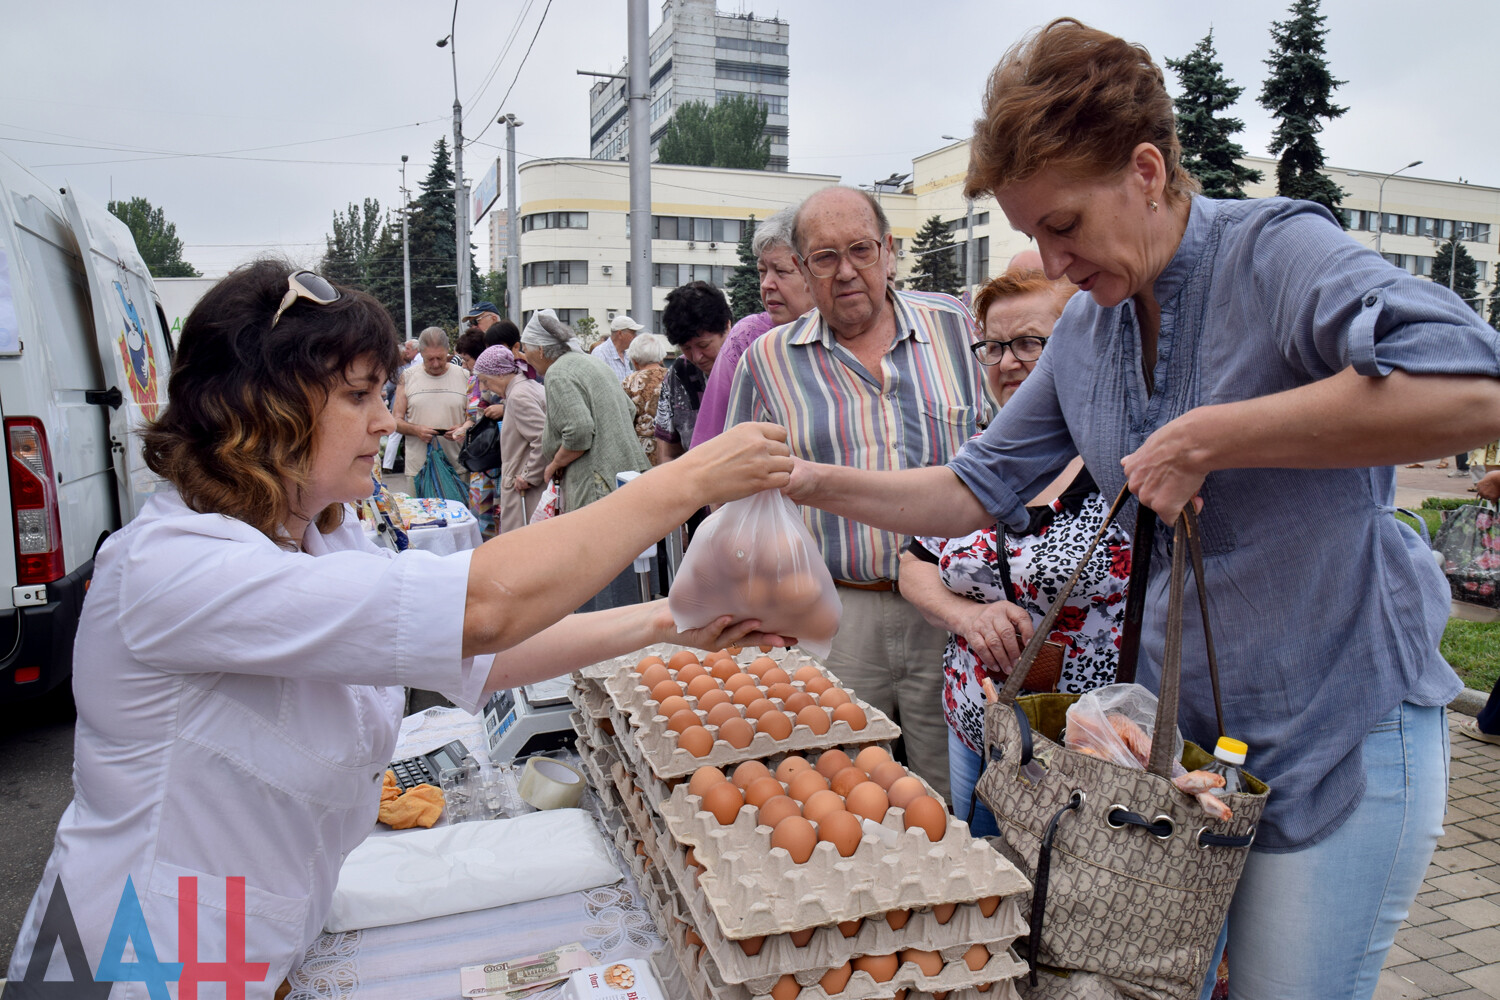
[[3, 1, 1494, 277]]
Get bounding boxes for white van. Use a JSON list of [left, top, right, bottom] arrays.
[[0, 150, 173, 704]]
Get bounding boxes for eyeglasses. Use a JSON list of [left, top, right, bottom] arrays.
[[970, 336, 1047, 366], [799, 239, 884, 279], [269, 270, 340, 329]]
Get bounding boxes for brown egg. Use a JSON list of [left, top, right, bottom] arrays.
[[598, 717, 614, 737], [725, 644, 743, 655], [775, 755, 812, 781], [903, 795, 948, 842], [819, 962, 852, 994], [710, 659, 741, 682], [801, 789, 845, 825], [718, 716, 755, 749], [732, 685, 764, 708], [832, 703, 869, 731], [887, 776, 926, 810], [755, 710, 794, 742], [885, 908, 911, 930], [818, 687, 853, 709], [688, 765, 726, 799], [844, 781, 889, 823], [756, 794, 802, 830], [870, 760, 908, 790], [852, 953, 899, 982], [639, 663, 672, 690], [684, 928, 703, 949], [788, 927, 815, 947], [784, 692, 815, 714], [795, 706, 831, 735], [649, 679, 683, 703], [701, 781, 745, 825], [759, 665, 790, 687], [758, 643, 775, 653], [836, 918, 862, 938], [668, 649, 701, 669], [787, 768, 830, 803], [730, 935, 761, 957], [706, 702, 742, 728], [731, 759, 772, 789], [635, 654, 666, 673], [748, 655, 778, 677], [684, 846, 700, 869], [769, 974, 800, 1000], [703, 648, 732, 665], [769, 816, 816, 863], [964, 942, 990, 972], [667, 708, 701, 734], [766, 682, 798, 703], [830, 766, 868, 797], [793, 664, 823, 684], [814, 748, 854, 779], [804, 676, 833, 696], [685, 675, 719, 700], [817, 810, 864, 857], [679, 725, 714, 758], [675, 662, 708, 685], [658, 694, 691, 718], [744, 776, 787, 808], [724, 672, 757, 693], [977, 895, 1001, 917], [696, 687, 732, 712], [901, 948, 944, 978], [931, 902, 956, 924], [854, 746, 892, 773], [744, 697, 777, 720]]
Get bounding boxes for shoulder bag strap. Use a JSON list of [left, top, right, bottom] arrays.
[[1113, 501, 1157, 685]]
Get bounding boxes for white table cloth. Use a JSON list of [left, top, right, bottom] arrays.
[[402, 499, 483, 556]]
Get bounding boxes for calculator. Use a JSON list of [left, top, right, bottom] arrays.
[[388, 739, 471, 791]]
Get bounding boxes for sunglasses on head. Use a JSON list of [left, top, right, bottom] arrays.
[[270, 270, 340, 329]]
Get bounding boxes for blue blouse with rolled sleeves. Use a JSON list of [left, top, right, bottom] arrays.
[[949, 195, 1499, 852]]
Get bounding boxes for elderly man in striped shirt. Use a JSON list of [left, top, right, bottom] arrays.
[[726, 186, 986, 800]]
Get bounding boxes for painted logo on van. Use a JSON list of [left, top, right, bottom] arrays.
[[113, 280, 160, 420]]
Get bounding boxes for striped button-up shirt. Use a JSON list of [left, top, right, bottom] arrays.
[[727, 289, 985, 583]]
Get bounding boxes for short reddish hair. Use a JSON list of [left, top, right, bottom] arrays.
[[972, 268, 1073, 334], [965, 18, 1198, 202]]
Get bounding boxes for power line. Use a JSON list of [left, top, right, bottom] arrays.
[[464, 0, 537, 111], [467, 0, 554, 148]]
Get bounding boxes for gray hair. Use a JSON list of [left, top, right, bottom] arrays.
[[752, 206, 797, 258], [791, 186, 891, 255], [626, 332, 668, 366], [537, 342, 574, 361], [417, 327, 448, 350]]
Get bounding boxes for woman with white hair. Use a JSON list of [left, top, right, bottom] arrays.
[[623, 333, 670, 461]]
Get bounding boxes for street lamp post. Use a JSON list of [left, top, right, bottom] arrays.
[[437, 4, 471, 327], [1372, 159, 1422, 257], [400, 155, 412, 342], [501, 113, 523, 327]]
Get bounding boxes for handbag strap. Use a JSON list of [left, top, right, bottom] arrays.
[[1113, 501, 1157, 685]]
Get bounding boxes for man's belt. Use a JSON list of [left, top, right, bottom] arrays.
[[835, 579, 898, 593]]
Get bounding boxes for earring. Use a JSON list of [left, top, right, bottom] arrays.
[[1149, 199, 1159, 212]]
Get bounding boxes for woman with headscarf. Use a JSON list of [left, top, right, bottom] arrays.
[[472, 345, 547, 532]]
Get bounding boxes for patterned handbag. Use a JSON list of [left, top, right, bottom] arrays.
[[975, 489, 1269, 1000]]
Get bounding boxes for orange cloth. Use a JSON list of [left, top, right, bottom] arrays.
[[377, 771, 445, 829]]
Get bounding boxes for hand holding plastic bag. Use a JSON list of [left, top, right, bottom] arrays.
[[668, 490, 842, 657]]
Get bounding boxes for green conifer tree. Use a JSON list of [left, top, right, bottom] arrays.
[[1431, 237, 1480, 311], [1259, 0, 1348, 221], [1166, 31, 1262, 199], [907, 215, 961, 296], [725, 216, 762, 320]]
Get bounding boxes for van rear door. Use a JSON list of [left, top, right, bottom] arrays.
[[59, 186, 170, 521]]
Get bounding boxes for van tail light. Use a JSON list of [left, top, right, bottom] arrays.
[[6, 418, 64, 584]]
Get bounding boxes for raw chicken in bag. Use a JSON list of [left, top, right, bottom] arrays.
[[668, 490, 842, 656]]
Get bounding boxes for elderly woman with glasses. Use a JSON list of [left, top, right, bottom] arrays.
[[6, 260, 794, 991], [898, 267, 1130, 837]]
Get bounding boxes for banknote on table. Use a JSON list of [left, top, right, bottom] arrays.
[[460, 943, 593, 998]]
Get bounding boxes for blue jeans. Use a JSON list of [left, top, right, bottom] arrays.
[[1198, 701, 1449, 1000], [948, 727, 1000, 838]]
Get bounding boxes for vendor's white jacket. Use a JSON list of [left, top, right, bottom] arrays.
[[7, 492, 487, 997]]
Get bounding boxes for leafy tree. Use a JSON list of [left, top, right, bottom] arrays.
[[1430, 237, 1479, 311], [1259, 0, 1348, 221], [107, 196, 200, 277], [656, 96, 770, 171], [1489, 271, 1500, 333], [320, 198, 389, 289], [473, 269, 509, 313], [1166, 31, 1262, 199], [907, 215, 961, 296], [404, 137, 480, 331], [725, 216, 762, 320], [574, 315, 599, 347]]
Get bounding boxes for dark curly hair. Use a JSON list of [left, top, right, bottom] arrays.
[[661, 280, 732, 346], [141, 259, 401, 546]]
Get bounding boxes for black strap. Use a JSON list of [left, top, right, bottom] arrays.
[[1106, 806, 1173, 838], [1115, 502, 1157, 685], [1198, 828, 1256, 848], [1012, 702, 1035, 767], [1027, 790, 1083, 986]]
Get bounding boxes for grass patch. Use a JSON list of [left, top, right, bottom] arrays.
[[1443, 619, 1500, 692], [1397, 509, 1443, 538]]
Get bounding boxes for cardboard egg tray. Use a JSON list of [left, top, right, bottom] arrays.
[[571, 673, 616, 722], [602, 652, 900, 781]]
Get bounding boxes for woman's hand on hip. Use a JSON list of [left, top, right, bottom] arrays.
[[957, 601, 1034, 673], [1121, 412, 1209, 523], [681, 422, 792, 504]]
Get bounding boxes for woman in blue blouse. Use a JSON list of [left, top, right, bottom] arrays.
[[790, 19, 1500, 1000]]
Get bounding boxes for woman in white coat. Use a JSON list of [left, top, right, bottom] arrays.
[[6, 260, 793, 995]]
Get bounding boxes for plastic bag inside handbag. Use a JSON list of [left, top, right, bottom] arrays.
[[667, 490, 842, 656]]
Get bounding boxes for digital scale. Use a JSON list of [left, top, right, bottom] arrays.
[[484, 676, 577, 764]]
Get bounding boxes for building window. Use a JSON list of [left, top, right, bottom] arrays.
[[1402, 215, 1418, 237], [651, 88, 673, 123], [652, 215, 745, 245], [945, 213, 991, 234], [554, 309, 590, 326], [522, 212, 589, 233], [714, 59, 789, 85], [650, 39, 672, 65], [653, 263, 679, 288], [522, 260, 589, 287], [715, 35, 788, 56], [650, 59, 673, 88], [715, 89, 786, 115]]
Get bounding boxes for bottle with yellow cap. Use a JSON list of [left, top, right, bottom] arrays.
[[1204, 737, 1247, 798]]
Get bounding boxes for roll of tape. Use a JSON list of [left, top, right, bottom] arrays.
[[518, 756, 586, 810]]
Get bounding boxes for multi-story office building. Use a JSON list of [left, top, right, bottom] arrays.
[[588, 0, 790, 171]]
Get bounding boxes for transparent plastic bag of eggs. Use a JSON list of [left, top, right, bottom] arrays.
[[667, 490, 842, 657]]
